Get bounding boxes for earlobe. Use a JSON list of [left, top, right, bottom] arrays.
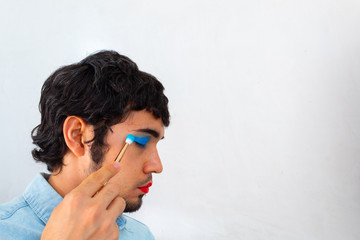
[[63, 116, 87, 157]]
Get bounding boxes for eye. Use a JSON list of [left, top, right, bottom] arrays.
[[133, 136, 150, 147], [135, 142, 147, 148]]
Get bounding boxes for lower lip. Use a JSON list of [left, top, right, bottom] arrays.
[[138, 187, 150, 194], [138, 183, 152, 194]]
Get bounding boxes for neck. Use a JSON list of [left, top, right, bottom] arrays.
[[47, 154, 88, 197]]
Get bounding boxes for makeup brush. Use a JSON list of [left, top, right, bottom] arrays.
[[114, 134, 135, 163]]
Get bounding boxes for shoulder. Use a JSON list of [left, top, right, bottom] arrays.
[[121, 214, 155, 240], [0, 196, 28, 220], [122, 214, 150, 230], [0, 196, 43, 239]]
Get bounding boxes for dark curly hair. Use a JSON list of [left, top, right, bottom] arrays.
[[31, 50, 170, 172]]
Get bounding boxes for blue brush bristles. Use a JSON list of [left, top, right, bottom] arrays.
[[125, 134, 135, 144], [125, 134, 149, 146]]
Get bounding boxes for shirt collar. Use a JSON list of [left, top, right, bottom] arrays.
[[23, 173, 62, 225], [23, 173, 127, 229]]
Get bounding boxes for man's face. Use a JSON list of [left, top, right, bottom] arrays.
[[86, 110, 164, 212]]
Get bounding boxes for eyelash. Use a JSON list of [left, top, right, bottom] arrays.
[[135, 142, 147, 148]]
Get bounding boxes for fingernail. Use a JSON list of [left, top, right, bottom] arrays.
[[113, 162, 120, 169]]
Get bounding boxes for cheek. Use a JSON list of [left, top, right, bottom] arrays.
[[119, 146, 145, 168], [102, 146, 121, 164]]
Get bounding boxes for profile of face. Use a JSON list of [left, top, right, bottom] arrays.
[[83, 110, 164, 212]]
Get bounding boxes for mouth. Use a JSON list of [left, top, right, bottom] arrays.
[[138, 182, 152, 194]]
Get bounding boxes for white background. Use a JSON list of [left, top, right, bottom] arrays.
[[1, 0, 359, 239]]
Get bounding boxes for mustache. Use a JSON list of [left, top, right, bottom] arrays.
[[137, 174, 152, 187]]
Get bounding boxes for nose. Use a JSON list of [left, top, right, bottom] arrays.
[[143, 149, 163, 174]]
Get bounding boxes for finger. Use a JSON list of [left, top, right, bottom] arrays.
[[94, 179, 126, 208], [75, 162, 121, 197], [106, 196, 126, 220]]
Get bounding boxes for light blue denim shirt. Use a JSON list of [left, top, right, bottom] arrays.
[[0, 173, 155, 240]]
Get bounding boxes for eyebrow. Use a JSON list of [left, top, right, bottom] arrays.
[[134, 128, 164, 139]]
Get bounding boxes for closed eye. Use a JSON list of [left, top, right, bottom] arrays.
[[135, 141, 147, 148], [133, 136, 150, 147]]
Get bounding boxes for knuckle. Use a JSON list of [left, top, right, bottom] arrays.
[[117, 197, 126, 211], [65, 191, 84, 206], [86, 204, 103, 223]]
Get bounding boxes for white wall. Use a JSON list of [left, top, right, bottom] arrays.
[[1, 0, 359, 239]]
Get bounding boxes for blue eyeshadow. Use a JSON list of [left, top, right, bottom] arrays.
[[133, 136, 150, 146]]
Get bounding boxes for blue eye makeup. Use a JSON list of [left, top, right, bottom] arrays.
[[114, 134, 150, 162], [114, 134, 150, 163], [133, 136, 150, 146]]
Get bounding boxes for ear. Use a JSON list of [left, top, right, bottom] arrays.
[[63, 116, 87, 157]]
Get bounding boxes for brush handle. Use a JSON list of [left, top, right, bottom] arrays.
[[114, 143, 129, 163]]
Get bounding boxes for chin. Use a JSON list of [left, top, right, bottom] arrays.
[[124, 195, 144, 212]]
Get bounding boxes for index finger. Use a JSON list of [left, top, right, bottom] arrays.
[[75, 162, 121, 197]]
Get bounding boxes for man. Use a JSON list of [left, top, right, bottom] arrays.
[[0, 50, 170, 239]]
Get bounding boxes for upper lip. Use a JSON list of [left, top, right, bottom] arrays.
[[139, 182, 152, 188]]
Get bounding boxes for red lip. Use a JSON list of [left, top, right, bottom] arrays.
[[138, 182, 152, 194]]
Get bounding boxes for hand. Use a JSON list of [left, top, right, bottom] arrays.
[[41, 162, 126, 240]]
